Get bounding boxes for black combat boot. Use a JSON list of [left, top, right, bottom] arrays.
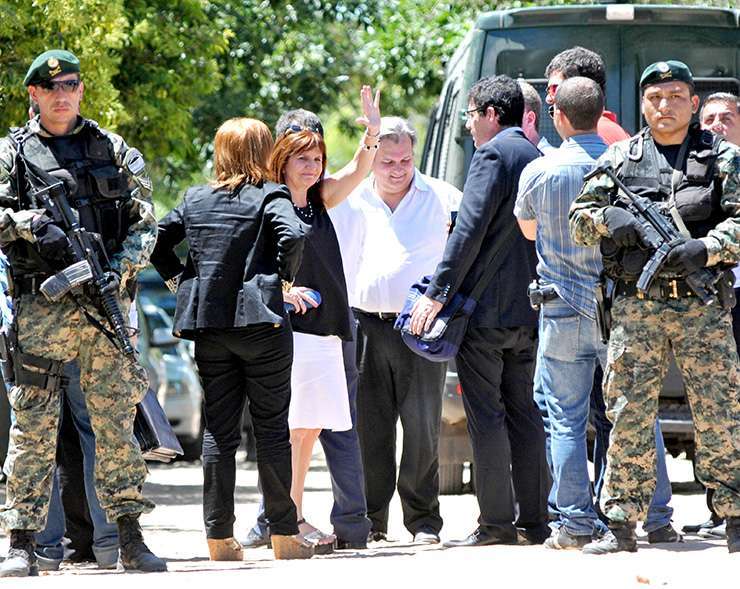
[[117, 514, 167, 572], [582, 522, 638, 555], [727, 517, 740, 554], [0, 529, 38, 577]]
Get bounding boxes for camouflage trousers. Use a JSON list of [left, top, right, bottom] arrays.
[[0, 293, 153, 531], [601, 295, 740, 523]]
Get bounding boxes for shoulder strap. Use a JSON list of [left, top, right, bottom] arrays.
[[468, 220, 520, 302]]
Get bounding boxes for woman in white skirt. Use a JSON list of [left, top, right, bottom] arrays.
[[268, 86, 380, 551]]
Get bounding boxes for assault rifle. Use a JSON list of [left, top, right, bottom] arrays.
[[584, 164, 721, 305], [20, 157, 137, 361]]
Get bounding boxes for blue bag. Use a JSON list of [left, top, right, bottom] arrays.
[[394, 221, 519, 362], [394, 276, 476, 362]]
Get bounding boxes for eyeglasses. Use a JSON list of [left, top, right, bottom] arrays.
[[283, 123, 322, 136], [38, 79, 80, 93], [462, 105, 496, 122]]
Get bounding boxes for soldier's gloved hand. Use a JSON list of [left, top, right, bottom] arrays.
[[602, 206, 645, 248], [664, 239, 708, 275], [30, 213, 68, 260]]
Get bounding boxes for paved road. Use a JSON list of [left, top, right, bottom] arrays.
[[0, 452, 735, 587]]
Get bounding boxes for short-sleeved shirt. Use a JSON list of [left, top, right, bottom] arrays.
[[515, 133, 608, 319], [332, 171, 461, 313]]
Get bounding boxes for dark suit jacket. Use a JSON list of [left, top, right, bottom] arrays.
[[150, 181, 304, 339], [426, 127, 539, 328]]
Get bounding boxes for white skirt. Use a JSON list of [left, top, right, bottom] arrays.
[[289, 332, 351, 432]]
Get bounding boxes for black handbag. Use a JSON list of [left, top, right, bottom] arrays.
[[134, 388, 183, 462], [394, 221, 519, 362]]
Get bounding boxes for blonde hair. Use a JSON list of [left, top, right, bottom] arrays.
[[211, 118, 273, 192]]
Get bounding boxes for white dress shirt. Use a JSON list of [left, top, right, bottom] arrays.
[[332, 170, 461, 313]]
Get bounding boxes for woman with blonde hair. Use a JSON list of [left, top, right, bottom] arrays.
[[269, 86, 380, 551], [151, 117, 312, 560]]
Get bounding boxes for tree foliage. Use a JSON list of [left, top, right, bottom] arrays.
[[0, 0, 735, 214]]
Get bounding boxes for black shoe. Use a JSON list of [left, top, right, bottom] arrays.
[[516, 526, 550, 545], [682, 516, 722, 534], [582, 523, 637, 555], [647, 524, 683, 544], [0, 530, 38, 578], [117, 514, 167, 572], [698, 521, 726, 539], [727, 517, 739, 554], [241, 528, 271, 549], [335, 538, 368, 550], [443, 528, 517, 548], [367, 531, 388, 543]]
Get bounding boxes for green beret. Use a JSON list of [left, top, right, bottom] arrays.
[[640, 60, 693, 90], [23, 49, 80, 86]]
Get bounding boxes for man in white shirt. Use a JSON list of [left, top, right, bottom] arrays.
[[339, 117, 460, 544]]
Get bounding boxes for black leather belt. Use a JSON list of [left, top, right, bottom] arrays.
[[615, 278, 695, 301], [353, 309, 399, 322]]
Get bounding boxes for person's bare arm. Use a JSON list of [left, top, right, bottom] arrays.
[[321, 85, 381, 209]]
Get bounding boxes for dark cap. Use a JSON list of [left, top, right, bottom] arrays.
[[23, 50, 80, 86], [640, 60, 693, 90]]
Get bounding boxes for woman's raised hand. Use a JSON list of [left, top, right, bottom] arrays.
[[355, 85, 381, 136]]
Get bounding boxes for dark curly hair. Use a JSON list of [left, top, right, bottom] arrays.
[[467, 75, 524, 127]]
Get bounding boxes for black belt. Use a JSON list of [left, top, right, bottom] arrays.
[[615, 278, 695, 301], [353, 309, 399, 322]]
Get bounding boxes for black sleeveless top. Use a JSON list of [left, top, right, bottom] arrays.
[[290, 199, 353, 341]]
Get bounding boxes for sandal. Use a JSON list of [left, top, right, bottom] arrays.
[[297, 519, 335, 555]]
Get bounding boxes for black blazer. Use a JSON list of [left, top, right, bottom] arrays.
[[426, 127, 539, 328], [150, 181, 304, 339]]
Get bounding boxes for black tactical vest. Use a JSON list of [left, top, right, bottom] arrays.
[[601, 125, 726, 280], [9, 119, 135, 276]]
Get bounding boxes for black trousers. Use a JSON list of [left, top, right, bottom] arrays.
[[356, 313, 445, 535], [456, 325, 549, 540], [194, 324, 297, 538]]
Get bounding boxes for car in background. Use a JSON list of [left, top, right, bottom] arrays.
[[137, 302, 203, 460]]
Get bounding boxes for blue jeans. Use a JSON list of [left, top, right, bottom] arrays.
[[35, 362, 119, 563], [536, 299, 673, 535], [251, 316, 371, 543]]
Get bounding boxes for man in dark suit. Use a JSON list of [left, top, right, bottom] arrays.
[[410, 75, 549, 547]]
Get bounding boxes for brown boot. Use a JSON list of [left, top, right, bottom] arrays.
[[271, 535, 314, 560], [207, 537, 243, 561]]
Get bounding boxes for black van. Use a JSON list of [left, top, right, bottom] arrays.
[[424, 3, 740, 493]]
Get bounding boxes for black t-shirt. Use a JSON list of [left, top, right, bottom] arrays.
[[289, 201, 353, 341], [655, 142, 683, 171]]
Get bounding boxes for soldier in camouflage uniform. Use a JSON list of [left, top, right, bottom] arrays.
[[0, 50, 166, 575], [569, 60, 740, 554]]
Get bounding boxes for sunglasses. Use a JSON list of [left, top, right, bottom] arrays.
[[38, 79, 80, 93], [548, 104, 557, 119], [283, 123, 322, 136]]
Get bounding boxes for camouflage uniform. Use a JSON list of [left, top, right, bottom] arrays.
[[0, 116, 157, 531], [568, 133, 740, 524]]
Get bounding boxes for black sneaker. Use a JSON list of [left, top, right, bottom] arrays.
[[682, 516, 721, 535], [544, 527, 592, 550], [582, 524, 637, 555], [647, 524, 683, 544], [335, 538, 368, 550]]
